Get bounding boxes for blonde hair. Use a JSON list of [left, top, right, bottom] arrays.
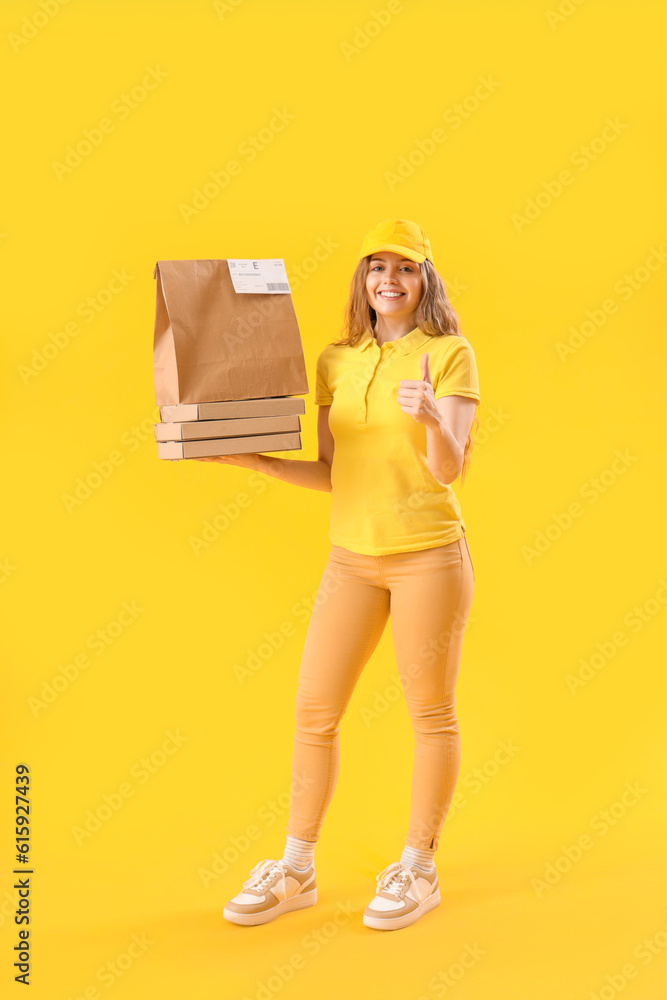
[[329, 255, 479, 485]]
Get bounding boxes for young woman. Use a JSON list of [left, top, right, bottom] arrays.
[[199, 219, 480, 931]]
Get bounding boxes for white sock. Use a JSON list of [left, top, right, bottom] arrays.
[[400, 844, 436, 872], [282, 834, 316, 870]]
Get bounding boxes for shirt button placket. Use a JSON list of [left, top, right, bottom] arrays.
[[360, 344, 379, 423], [364, 343, 391, 423]]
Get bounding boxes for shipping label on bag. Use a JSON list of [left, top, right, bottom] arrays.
[[227, 258, 292, 294], [152, 258, 309, 406]]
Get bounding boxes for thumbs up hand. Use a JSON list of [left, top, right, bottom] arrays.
[[421, 353, 433, 385], [397, 352, 440, 427]]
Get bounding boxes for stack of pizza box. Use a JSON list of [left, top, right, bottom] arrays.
[[154, 395, 304, 460], [153, 257, 308, 460]]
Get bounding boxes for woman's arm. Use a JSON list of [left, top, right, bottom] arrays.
[[398, 353, 477, 485], [194, 404, 334, 492], [425, 394, 477, 485]]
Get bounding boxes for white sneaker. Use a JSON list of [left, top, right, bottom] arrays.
[[363, 861, 440, 930], [223, 859, 317, 926]]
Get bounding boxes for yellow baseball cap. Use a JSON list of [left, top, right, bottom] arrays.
[[358, 217, 434, 265]]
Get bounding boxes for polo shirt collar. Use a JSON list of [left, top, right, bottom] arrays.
[[358, 326, 432, 355]]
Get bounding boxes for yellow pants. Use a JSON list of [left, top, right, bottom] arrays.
[[286, 532, 475, 851]]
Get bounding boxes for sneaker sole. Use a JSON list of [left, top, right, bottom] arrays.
[[362, 887, 441, 931], [223, 887, 318, 926]]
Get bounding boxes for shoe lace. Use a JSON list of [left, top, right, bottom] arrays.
[[376, 861, 419, 899], [243, 859, 289, 894]]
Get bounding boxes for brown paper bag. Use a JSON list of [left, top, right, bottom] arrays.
[[153, 259, 309, 405]]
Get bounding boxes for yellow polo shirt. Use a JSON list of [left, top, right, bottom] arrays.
[[315, 326, 480, 555]]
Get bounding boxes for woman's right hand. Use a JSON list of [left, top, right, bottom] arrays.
[[193, 454, 260, 466]]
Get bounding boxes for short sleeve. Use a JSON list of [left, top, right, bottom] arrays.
[[315, 349, 334, 405], [433, 337, 480, 403]]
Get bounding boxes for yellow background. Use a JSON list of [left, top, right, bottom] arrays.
[[3, 1, 666, 997]]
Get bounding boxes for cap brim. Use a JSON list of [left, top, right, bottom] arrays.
[[362, 242, 427, 264]]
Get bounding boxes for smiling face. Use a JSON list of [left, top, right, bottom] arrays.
[[365, 251, 423, 322]]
